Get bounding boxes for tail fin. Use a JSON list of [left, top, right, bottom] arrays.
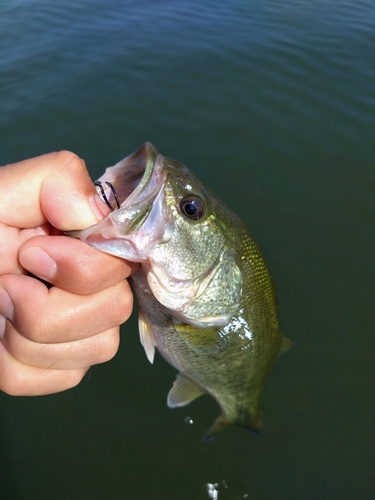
[[203, 414, 231, 441], [242, 410, 263, 433], [203, 410, 263, 441]]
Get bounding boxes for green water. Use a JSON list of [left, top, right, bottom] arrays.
[[1, 1, 374, 498]]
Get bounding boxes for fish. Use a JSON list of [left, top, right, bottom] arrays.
[[71, 142, 291, 438]]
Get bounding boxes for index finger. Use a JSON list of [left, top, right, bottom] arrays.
[[19, 235, 137, 295]]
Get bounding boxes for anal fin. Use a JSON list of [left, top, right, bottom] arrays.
[[277, 335, 294, 358], [167, 373, 206, 408]]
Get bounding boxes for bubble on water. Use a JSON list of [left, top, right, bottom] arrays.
[[206, 483, 219, 499], [184, 415, 194, 425]]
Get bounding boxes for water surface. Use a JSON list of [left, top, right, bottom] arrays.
[[1, 1, 374, 498]]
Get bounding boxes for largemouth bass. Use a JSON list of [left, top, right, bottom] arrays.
[[72, 143, 291, 438]]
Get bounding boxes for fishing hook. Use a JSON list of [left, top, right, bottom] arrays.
[[94, 181, 120, 211]]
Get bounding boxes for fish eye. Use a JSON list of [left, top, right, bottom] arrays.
[[180, 196, 205, 220]]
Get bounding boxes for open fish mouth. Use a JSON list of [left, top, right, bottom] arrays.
[[93, 142, 163, 212], [69, 143, 167, 257]]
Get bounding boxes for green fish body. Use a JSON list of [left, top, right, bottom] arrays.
[[72, 143, 290, 437]]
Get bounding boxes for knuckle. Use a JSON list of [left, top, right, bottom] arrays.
[[54, 150, 84, 169], [59, 369, 88, 391], [108, 281, 134, 325], [93, 329, 120, 364], [19, 309, 49, 343]]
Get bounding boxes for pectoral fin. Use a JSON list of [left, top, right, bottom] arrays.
[[138, 311, 156, 364], [167, 373, 206, 408]]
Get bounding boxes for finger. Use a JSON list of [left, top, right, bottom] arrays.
[[0, 223, 51, 276], [0, 274, 133, 343], [0, 151, 110, 230], [19, 235, 138, 295], [2, 322, 120, 370], [0, 341, 88, 396]]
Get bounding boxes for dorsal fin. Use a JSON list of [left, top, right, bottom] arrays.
[[167, 373, 206, 408], [138, 311, 156, 364]]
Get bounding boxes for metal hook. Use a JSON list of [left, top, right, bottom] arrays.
[[94, 181, 120, 211], [105, 181, 120, 210]]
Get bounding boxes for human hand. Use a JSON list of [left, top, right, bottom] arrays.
[[0, 151, 135, 396]]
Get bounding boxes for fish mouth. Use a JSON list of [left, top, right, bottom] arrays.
[[94, 142, 161, 212], [70, 142, 167, 256]]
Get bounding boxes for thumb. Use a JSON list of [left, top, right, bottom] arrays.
[[41, 151, 111, 230], [1, 151, 109, 231]]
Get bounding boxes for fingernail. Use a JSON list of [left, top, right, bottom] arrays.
[[19, 247, 57, 281], [89, 194, 111, 220], [0, 287, 14, 322]]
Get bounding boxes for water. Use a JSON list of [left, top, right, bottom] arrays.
[[1, 1, 375, 498]]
